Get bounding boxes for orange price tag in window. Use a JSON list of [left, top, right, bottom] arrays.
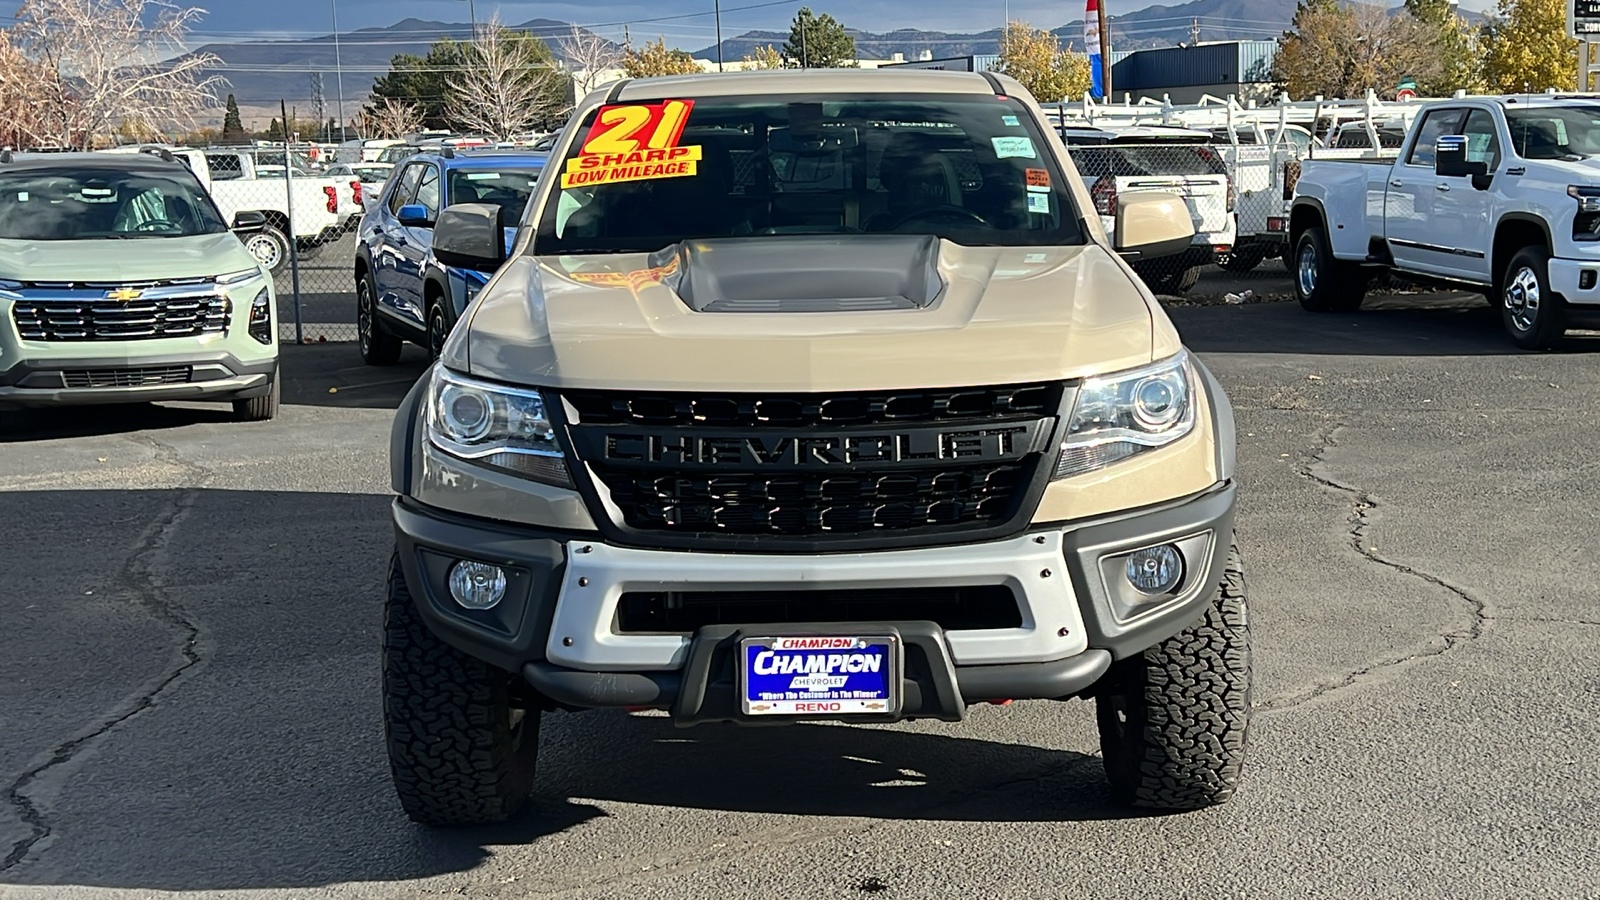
[[561, 99, 703, 188]]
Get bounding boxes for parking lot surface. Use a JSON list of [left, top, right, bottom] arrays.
[[2, 296, 1597, 899]]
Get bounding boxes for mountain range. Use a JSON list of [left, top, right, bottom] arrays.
[[194, 0, 1483, 127]]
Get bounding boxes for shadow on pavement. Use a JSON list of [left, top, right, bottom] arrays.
[[280, 342, 430, 409], [0, 488, 1127, 892], [1169, 294, 1600, 356]]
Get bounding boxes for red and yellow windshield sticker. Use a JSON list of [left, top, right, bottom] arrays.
[[561, 99, 701, 189]]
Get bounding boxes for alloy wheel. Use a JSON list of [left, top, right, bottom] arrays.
[[1504, 265, 1540, 332]]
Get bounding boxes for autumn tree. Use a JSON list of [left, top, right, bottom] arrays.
[[783, 8, 856, 68], [622, 37, 700, 78], [7, 0, 224, 149], [1482, 0, 1576, 92], [1273, 0, 1443, 100], [367, 39, 468, 130], [447, 19, 568, 138], [993, 21, 1092, 103], [743, 44, 784, 70], [1406, 0, 1486, 95], [560, 25, 624, 97]]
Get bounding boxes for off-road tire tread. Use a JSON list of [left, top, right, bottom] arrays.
[[1099, 542, 1251, 810], [382, 553, 537, 826]]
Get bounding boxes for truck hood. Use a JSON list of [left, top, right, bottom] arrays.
[[457, 237, 1170, 392], [0, 232, 257, 282]]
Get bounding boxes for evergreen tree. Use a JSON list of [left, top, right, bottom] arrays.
[[222, 93, 245, 139], [783, 8, 856, 68], [366, 39, 469, 130]]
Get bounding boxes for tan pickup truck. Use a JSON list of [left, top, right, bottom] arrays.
[[380, 68, 1249, 825]]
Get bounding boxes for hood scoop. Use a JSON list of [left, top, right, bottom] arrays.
[[670, 234, 945, 313]]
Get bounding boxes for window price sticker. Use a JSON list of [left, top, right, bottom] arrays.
[[561, 99, 703, 188]]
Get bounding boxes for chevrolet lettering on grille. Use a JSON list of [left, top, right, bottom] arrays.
[[595, 422, 1048, 469]]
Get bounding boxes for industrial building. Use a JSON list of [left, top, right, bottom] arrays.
[[883, 41, 1278, 104]]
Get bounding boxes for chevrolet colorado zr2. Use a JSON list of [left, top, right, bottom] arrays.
[[382, 69, 1250, 825]]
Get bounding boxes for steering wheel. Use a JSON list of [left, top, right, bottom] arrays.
[[888, 205, 988, 231], [133, 219, 180, 233]]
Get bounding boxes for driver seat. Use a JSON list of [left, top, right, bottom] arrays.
[[869, 135, 962, 231]]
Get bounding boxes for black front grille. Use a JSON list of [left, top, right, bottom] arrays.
[[616, 586, 1022, 633], [14, 295, 231, 341], [597, 464, 1027, 534], [62, 366, 193, 388], [565, 384, 1061, 545]]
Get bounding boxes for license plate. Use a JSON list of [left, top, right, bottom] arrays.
[[740, 635, 900, 717]]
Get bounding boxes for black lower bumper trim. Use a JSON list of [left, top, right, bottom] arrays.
[[521, 647, 1112, 723]]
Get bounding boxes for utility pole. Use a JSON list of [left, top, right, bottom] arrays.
[[1190, 17, 1200, 43], [330, 0, 346, 141], [1098, 1, 1112, 99], [715, 0, 725, 72], [800, 11, 809, 69]]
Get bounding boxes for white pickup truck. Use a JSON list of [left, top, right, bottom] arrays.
[[1290, 95, 1600, 348]]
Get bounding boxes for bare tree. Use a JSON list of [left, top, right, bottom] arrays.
[[559, 25, 624, 99], [448, 17, 565, 140], [0, 34, 57, 148], [358, 97, 424, 140], [9, 0, 225, 149]]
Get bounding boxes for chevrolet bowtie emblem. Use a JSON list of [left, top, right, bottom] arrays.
[[105, 288, 142, 302]]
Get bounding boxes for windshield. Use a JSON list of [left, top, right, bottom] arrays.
[[448, 166, 541, 218], [0, 167, 228, 240], [535, 94, 1084, 254], [1505, 105, 1600, 160]]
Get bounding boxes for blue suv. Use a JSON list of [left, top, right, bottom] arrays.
[[355, 149, 546, 364]]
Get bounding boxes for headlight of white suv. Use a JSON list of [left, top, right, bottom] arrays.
[[1053, 351, 1196, 479], [426, 364, 571, 487]]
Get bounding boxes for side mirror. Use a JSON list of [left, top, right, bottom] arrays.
[[396, 203, 432, 227], [231, 210, 266, 232], [1113, 192, 1195, 261], [1435, 134, 1490, 188], [432, 202, 506, 272]]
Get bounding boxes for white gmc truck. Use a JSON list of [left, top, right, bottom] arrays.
[[1290, 95, 1600, 348]]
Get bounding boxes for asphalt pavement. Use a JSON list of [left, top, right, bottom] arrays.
[[2, 297, 1598, 898]]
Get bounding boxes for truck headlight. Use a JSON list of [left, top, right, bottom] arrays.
[[1054, 351, 1196, 479], [426, 364, 571, 487]]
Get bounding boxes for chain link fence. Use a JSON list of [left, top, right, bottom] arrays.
[[197, 144, 363, 342]]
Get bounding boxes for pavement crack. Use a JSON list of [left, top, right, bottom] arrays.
[[1, 435, 212, 873], [1262, 423, 1489, 713]]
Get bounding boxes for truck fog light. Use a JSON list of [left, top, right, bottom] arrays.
[[1125, 544, 1183, 595], [448, 560, 507, 610]]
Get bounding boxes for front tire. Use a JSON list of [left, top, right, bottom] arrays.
[[1500, 245, 1566, 350], [1096, 541, 1252, 810], [232, 366, 279, 421], [383, 552, 541, 826], [358, 274, 403, 366], [1293, 226, 1365, 312], [427, 301, 449, 361]]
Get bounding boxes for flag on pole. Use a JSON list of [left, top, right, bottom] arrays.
[[1085, 0, 1104, 99]]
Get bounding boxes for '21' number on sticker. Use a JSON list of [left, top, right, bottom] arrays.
[[582, 100, 694, 155]]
